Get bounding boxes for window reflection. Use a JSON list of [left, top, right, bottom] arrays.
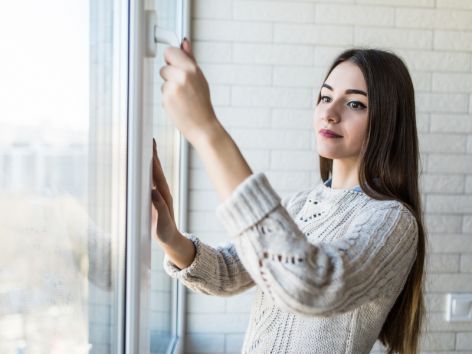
[[0, 0, 126, 353], [148, 0, 180, 352]]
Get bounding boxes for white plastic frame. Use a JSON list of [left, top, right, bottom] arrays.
[[126, 0, 190, 353]]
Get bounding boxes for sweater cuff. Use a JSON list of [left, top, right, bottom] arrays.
[[215, 172, 281, 238], [163, 232, 213, 280]]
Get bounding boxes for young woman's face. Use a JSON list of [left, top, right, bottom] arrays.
[[313, 61, 369, 161]]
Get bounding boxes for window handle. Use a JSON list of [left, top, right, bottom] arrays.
[[145, 10, 180, 58]]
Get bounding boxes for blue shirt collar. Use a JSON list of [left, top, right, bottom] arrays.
[[324, 178, 363, 193]]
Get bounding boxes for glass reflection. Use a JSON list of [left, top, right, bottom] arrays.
[[0, 0, 126, 353]]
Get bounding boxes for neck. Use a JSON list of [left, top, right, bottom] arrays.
[[330, 157, 360, 190]]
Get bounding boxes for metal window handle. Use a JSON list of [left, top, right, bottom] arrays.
[[145, 10, 180, 57]]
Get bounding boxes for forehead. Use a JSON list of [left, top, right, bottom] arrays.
[[324, 61, 367, 92]]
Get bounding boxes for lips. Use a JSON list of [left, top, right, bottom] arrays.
[[319, 129, 343, 138]]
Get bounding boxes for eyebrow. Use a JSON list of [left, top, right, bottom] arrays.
[[321, 83, 368, 97]]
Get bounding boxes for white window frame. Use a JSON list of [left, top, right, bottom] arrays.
[[126, 1, 191, 353]]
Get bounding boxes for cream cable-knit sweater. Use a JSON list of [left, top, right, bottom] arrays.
[[163, 172, 418, 353]]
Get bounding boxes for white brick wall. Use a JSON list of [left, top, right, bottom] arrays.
[[185, 1, 472, 353]]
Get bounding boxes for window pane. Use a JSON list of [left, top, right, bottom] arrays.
[[154, 0, 177, 32], [147, 1, 180, 353], [0, 1, 127, 353]]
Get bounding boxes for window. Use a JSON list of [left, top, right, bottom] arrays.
[[0, 0, 188, 353], [0, 0, 127, 353]]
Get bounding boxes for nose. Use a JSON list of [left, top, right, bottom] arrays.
[[323, 105, 340, 124]]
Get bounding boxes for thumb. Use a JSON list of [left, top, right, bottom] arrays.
[[181, 38, 196, 63]]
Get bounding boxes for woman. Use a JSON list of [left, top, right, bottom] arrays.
[[152, 38, 427, 354]]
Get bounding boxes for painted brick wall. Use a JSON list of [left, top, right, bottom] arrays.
[[184, 0, 472, 353]]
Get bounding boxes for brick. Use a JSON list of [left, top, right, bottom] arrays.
[[419, 133, 467, 153], [466, 176, 472, 193], [236, 147, 271, 169], [437, 0, 472, 9], [357, 0, 434, 6], [428, 154, 472, 174], [460, 254, 472, 271], [417, 113, 430, 133], [231, 86, 313, 108], [425, 293, 447, 313], [194, 41, 232, 63], [193, 19, 272, 42], [225, 292, 254, 313], [188, 293, 226, 313], [434, 30, 472, 51], [314, 46, 350, 67], [427, 195, 472, 213], [411, 71, 432, 91], [210, 85, 231, 106], [185, 333, 225, 353], [315, 4, 394, 27], [355, 27, 433, 50], [274, 24, 353, 46], [190, 211, 226, 232], [396, 8, 472, 31], [273, 66, 326, 88], [200, 63, 272, 86], [226, 333, 246, 352], [189, 168, 212, 190], [424, 214, 464, 233], [193, 0, 232, 19], [215, 107, 271, 128], [265, 170, 312, 191], [426, 273, 472, 292], [233, 43, 314, 66], [234, 1, 316, 23], [416, 93, 469, 113], [231, 128, 312, 149], [464, 215, 472, 233], [430, 114, 472, 133], [187, 313, 250, 333], [426, 253, 460, 273], [270, 150, 317, 170], [420, 331, 455, 351], [457, 332, 472, 351], [422, 174, 465, 194], [397, 49, 471, 72], [432, 73, 472, 93], [429, 234, 472, 253], [189, 190, 219, 211], [427, 313, 472, 331], [271, 109, 313, 130]]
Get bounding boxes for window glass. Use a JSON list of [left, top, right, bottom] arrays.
[[0, 1, 127, 353], [147, 0, 181, 352]]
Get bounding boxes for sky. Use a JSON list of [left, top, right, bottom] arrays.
[[0, 0, 89, 145]]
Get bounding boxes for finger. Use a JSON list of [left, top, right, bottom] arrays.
[[151, 188, 162, 209], [164, 46, 196, 71], [182, 38, 196, 63], [159, 64, 185, 84], [153, 140, 167, 190], [152, 141, 175, 219]]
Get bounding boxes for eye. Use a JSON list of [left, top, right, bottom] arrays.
[[319, 95, 331, 103], [347, 101, 366, 110]]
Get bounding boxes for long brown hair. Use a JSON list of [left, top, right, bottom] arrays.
[[317, 49, 428, 353]]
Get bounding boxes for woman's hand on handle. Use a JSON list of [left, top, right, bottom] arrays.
[[159, 38, 220, 146]]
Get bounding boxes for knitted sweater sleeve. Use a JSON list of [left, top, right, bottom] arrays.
[[162, 192, 296, 297], [215, 172, 419, 316]]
